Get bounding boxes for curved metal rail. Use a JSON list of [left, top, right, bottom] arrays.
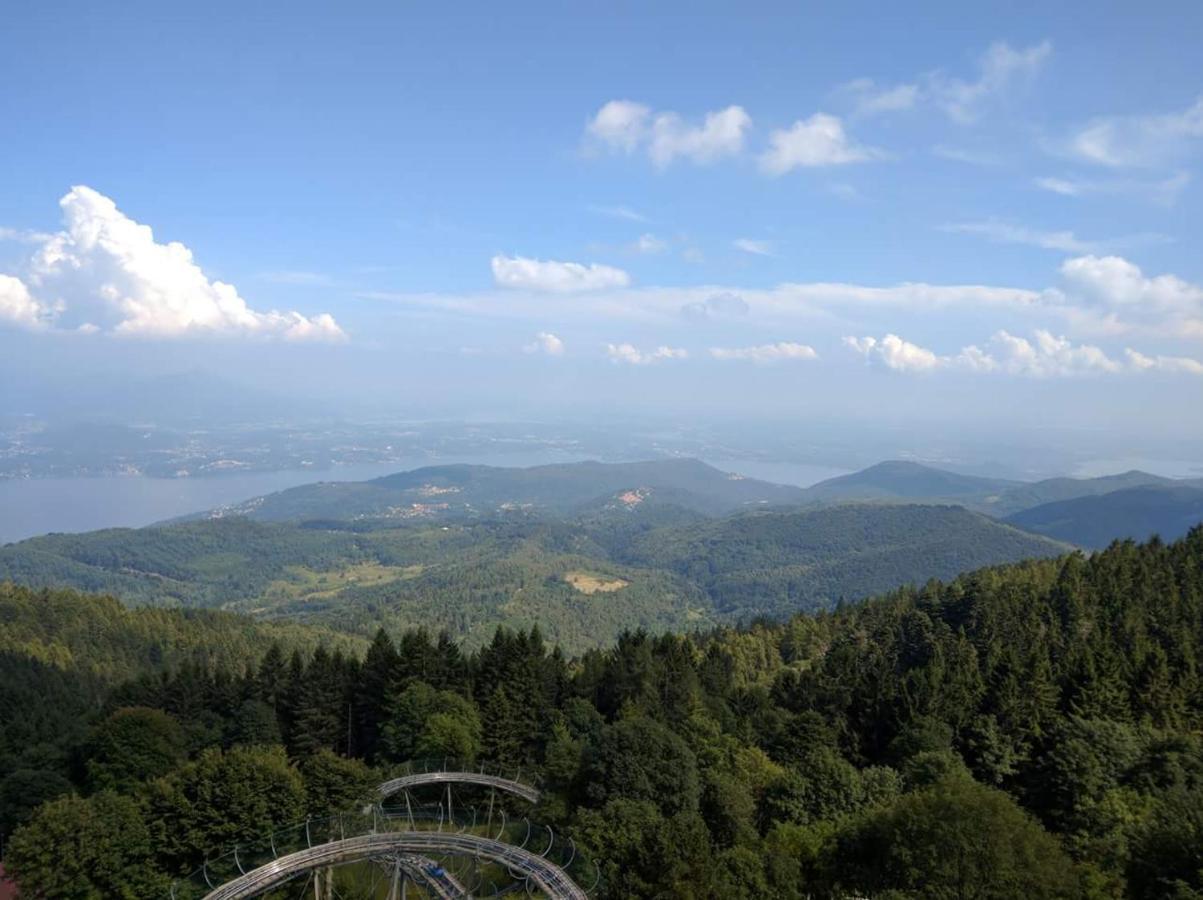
[[201, 831, 587, 900], [379, 770, 541, 804]]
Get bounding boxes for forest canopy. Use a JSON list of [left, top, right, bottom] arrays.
[[2, 527, 1202, 898]]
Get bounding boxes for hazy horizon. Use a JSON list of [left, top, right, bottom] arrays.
[[3, 1, 1202, 462]]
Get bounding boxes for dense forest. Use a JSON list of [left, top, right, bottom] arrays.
[[2, 527, 1201, 897]]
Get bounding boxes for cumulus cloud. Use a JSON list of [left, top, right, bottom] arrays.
[[0, 274, 51, 329], [844, 334, 943, 372], [709, 342, 818, 363], [931, 40, 1052, 124], [491, 254, 631, 292], [733, 238, 775, 256], [982, 330, 1122, 376], [1066, 95, 1203, 167], [524, 331, 565, 356], [0, 186, 346, 340], [650, 106, 751, 167], [586, 100, 751, 167], [846, 328, 1202, 378], [585, 100, 651, 153], [1051, 255, 1203, 338], [760, 114, 882, 174], [605, 342, 688, 365]]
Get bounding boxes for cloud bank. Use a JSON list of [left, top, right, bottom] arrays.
[[845, 329, 1203, 377]]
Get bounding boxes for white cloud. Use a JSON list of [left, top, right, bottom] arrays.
[[984, 329, 1122, 376], [587, 204, 650, 223], [1124, 348, 1203, 376], [524, 331, 565, 356], [0, 274, 50, 329], [680, 291, 749, 321], [942, 221, 1095, 253], [1033, 172, 1191, 206], [0, 227, 55, 245], [940, 221, 1167, 254], [733, 238, 775, 256], [585, 100, 651, 153], [841, 40, 1051, 126], [633, 233, 668, 255], [1054, 255, 1203, 339], [649, 105, 751, 167], [605, 342, 688, 365], [845, 328, 1201, 378], [369, 254, 1203, 349], [709, 342, 818, 363], [760, 113, 882, 174], [931, 40, 1052, 124], [586, 100, 751, 167], [4, 186, 346, 340], [844, 334, 943, 372], [840, 78, 920, 116], [491, 254, 631, 292], [1066, 95, 1203, 167]]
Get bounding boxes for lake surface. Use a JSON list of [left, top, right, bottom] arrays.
[[0, 455, 851, 544]]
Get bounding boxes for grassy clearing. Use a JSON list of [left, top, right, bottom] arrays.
[[261, 562, 422, 602]]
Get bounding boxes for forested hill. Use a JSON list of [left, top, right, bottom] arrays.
[[0, 582, 366, 682], [1006, 484, 1203, 549], [0, 504, 1069, 652], [605, 503, 1069, 619], [798, 460, 1019, 505], [197, 457, 811, 522], [0, 581, 366, 837], [4, 530, 1201, 898]]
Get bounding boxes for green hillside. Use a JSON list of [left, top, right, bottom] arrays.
[[0, 502, 1070, 653], [1005, 485, 1203, 548], [610, 503, 1070, 619]]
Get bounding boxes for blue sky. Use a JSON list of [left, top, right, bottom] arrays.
[[2, 1, 1202, 448]]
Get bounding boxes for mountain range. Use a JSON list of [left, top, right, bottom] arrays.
[[4, 457, 1201, 651]]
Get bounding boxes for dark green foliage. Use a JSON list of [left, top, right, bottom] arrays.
[[142, 745, 305, 871], [831, 776, 1081, 899], [298, 750, 376, 816], [380, 681, 482, 762], [0, 768, 73, 837], [4, 527, 1203, 899], [5, 791, 168, 899], [583, 717, 700, 816], [85, 707, 186, 792]]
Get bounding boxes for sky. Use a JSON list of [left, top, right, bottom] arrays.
[[2, 1, 1202, 454]]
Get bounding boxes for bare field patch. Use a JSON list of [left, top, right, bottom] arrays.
[[564, 570, 629, 594]]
